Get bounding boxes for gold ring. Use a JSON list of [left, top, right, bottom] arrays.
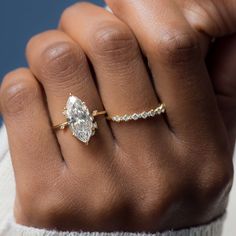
[[53, 94, 106, 144], [107, 104, 166, 122]]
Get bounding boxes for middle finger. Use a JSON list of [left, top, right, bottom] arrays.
[[106, 0, 224, 141]]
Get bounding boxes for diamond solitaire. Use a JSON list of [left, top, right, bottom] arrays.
[[65, 95, 97, 144], [53, 95, 107, 144]]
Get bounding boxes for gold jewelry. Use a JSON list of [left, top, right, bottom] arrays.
[[53, 94, 106, 144], [107, 104, 166, 122]]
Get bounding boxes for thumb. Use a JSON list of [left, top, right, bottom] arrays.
[[181, 0, 236, 37], [179, 0, 236, 55]]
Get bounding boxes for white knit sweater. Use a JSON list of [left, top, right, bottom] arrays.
[[0, 124, 230, 236]]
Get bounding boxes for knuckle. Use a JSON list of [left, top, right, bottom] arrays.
[[88, 182, 125, 221], [131, 182, 174, 222], [181, 138, 233, 206], [197, 158, 233, 203], [0, 69, 38, 115], [37, 194, 65, 224], [150, 30, 201, 64], [91, 24, 139, 61], [22, 185, 68, 226], [16, 171, 67, 226], [29, 193, 67, 227], [131, 194, 170, 225], [132, 198, 158, 220], [16, 184, 51, 224], [39, 42, 87, 83]]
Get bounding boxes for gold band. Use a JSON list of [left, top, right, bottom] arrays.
[[53, 121, 69, 130], [92, 110, 107, 117], [107, 104, 166, 123]]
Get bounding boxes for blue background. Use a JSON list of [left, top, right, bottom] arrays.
[[0, 0, 104, 124]]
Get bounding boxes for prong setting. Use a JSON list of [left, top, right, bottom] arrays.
[[64, 95, 98, 144]]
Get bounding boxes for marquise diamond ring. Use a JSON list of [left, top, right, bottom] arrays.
[[53, 94, 106, 144]]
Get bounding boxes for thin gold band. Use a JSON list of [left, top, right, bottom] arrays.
[[92, 110, 107, 117], [53, 110, 107, 130], [107, 104, 166, 122], [53, 121, 69, 130]]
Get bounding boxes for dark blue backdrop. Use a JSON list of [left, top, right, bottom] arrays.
[[0, 0, 104, 123]]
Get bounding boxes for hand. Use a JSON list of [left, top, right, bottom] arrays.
[[0, 1, 235, 232]]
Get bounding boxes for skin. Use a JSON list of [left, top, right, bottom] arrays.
[[0, 0, 236, 232]]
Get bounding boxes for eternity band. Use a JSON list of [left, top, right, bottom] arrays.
[[108, 104, 166, 123]]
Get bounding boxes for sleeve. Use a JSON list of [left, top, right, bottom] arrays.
[[0, 124, 225, 235], [0, 216, 225, 236]]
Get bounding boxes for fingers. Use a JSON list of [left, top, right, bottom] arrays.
[[105, 0, 224, 140], [26, 30, 113, 168], [60, 3, 169, 149], [0, 68, 63, 185], [175, 0, 236, 56], [177, 0, 236, 37]]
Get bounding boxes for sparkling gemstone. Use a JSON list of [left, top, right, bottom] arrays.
[[154, 108, 160, 115], [137, 114, 142, 119], [132, 113, 138, 120], [161, 105, 165, 113], [149, 110, 155, 117], [113, 116, 121, 122], [123, 115, 129, 122], [65, 96, 96, 143], [141, 112, 148, 119]]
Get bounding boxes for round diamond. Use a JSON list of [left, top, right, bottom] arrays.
[[161, 105, 165, 113], [157, 108, 162, 114], [150, 110, 155, 117], [141, 112, 148, 119], [137, 114, 142, 119], [113, 116, 120, 122], [122, 115, 128, 122], [132, 113, 138, 120]]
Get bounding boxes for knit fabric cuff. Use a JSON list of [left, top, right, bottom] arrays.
[[1, 215, 224, 236]]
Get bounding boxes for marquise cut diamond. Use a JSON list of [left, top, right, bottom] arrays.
[[64, 96, 96, 143]]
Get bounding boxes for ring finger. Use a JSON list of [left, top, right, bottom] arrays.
[[26, 30, 113, 168]]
